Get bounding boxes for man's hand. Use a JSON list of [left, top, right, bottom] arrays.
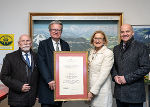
[[21, 84, 30, 92], [114, 76, 121, 84], [48, 80, 55, 90], [118, 76, 127, 84]]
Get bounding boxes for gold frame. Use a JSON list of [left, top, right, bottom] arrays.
[[29, 12, 123, 41]]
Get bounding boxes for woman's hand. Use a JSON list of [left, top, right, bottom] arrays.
[[88, 92, 94, 101]]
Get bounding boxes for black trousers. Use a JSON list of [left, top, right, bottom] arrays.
[[41, 104, 62, 107], [116, 99, 143, 107]]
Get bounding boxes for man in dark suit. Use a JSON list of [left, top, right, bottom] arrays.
[[1, 34, 39, 107], [111, 24, 150, 107], [38, 20, 70, 107]]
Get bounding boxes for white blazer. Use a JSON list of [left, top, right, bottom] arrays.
[[88, 46, 114, 107]]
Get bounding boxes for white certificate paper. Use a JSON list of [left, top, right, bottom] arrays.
[[59, 56, 83, 95]]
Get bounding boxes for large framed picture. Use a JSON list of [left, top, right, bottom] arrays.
[[132, 25, 150, 52], [132, 25, 150, 81], [29, 12, 123, 52], [54, 51, 88, 101]]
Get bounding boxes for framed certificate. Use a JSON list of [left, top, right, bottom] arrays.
[[54, 51, 88, 101]]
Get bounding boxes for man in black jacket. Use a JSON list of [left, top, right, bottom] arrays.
[[1, 34, 39, 107], [111, 24, 150, 107], [38, 20, 70, 107]]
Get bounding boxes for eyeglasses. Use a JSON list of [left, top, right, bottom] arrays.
[[93, 38, 104, 41], [50, 29, 62, 32]]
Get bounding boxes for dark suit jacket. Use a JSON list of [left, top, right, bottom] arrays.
[[37, 37, 70, 104], [111, 39, 150, 103], [1, 48, 39, 106]]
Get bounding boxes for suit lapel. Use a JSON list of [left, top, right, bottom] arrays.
[[18, 49, 30, 79], [48, 38, 55, 52], [31, 53, 34, 72], [60, 39, 66, 51], [48, 37, 68, 51], [19, 49, 29, 67]]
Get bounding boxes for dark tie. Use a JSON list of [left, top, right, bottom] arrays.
[[123, 43, 126, 51], [25, 53, 30, 66], [56, 42, 60, 51]]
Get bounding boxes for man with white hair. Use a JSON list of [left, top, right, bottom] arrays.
[[1, 34, 39, 107]]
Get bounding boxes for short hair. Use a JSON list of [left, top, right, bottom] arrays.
[[48, 20, 63, 31], [90, 30, 108, 45], [18, 34, 31, 42]]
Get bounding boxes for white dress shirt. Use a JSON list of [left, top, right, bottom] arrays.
[[22, 52, 31, 66], [52, 39, 61, 51]]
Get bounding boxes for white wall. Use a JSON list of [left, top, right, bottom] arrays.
[[0, 0, 150, 106], [0, 0, 150, 61]]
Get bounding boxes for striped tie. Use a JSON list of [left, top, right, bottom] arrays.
[[56, 42, 59, 51], [25, 53, 30, 66]]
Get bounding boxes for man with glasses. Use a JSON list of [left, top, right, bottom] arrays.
[[1, 34, 39, 107], [38, 20, 70, 107]]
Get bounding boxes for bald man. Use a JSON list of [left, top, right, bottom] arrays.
[[1, 34, 39, 107], [111, 24, 150, 107]]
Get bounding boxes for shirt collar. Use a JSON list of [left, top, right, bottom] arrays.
[[120, 37, 134, 49], [22, 52, 31, 56], [52, 39, 60, 44]]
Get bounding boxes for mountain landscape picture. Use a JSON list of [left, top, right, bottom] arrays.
[[32, 20, 119, 52], [133, 25, 150, 53]]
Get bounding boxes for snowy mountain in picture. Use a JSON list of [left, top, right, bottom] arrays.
[[32, 34, 47, 51]]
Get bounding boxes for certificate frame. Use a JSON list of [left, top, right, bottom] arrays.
[[29, 12, 123, 52], [54, 51, 88, 101]]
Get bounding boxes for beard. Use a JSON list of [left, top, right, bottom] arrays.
[[21, 45, 31, 52]]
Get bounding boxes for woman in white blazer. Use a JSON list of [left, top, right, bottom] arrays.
[[88, 30, 114, 107]]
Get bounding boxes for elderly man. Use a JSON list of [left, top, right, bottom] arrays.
[[37, 20, 70, 107], [111, 24, 150, 107], [1, 34, 39, 107]]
